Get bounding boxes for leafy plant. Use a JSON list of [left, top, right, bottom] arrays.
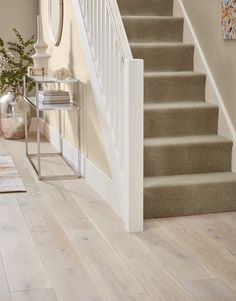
[[0, 28, 35, 94]]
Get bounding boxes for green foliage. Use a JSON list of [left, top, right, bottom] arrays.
[[0, 28, 35, 94]]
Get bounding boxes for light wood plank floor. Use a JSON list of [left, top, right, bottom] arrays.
[[1, 136, 236, 301]]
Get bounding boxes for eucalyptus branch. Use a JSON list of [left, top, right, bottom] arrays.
[[0, 28, 35, 94]]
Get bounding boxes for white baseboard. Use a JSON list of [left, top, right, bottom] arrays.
[[174, 0, 236, 172], [29, 117, 42, 133], [85, 159, 117, 211]]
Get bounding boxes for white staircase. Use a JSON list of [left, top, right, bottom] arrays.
[[72, 0, 144, 231]]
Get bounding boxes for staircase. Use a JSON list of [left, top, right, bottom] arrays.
[[118, 0, 236, 218]]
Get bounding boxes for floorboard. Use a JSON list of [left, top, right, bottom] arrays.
[[11, 288, 58, 301], [0, 253, 11, 301], [183, 278, 236, 301], [137, 221, 212, 281], [0, 196, 50, 291]]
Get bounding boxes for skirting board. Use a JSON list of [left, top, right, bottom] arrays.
[[30, 118, 119, 218], [29, 117, 43, 133]]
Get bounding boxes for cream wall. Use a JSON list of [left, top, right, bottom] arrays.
[[39, 0, 110, 175], [0, 0, 38, 42], [182, 0, 236, 133]]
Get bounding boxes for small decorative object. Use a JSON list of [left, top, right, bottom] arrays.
[[221, 0, 236, 39], [53, 67, 71, 80], [32, 15, 51, 74], [0, 28, 35, 139], [49, 0, 64, 46], [28, 66, 45, 77]]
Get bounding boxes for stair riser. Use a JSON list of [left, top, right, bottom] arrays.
[[144, 106, 218, 138], [123, 18, 183, 43], [145, 75, 206, 102], [132, 45, 194, 72], [144, 142, 232, 177], [144, 181, 236, 218], [118, 0, 173, 16]]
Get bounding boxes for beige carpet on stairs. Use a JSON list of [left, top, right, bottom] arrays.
[[117, 0, 236, 218]]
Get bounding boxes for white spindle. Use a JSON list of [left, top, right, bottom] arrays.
[[100, 1, 105, 92], [111, 35, 116, 131], [107, 17, 112, 111]]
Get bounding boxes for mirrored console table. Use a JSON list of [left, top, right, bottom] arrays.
[[23, 75, 81, 181]]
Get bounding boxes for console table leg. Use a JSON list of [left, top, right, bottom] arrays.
[[77, 107, 81, 176], [37, 111, 41, 179], [24, 76, 29, 156], [59, 110, 63, 155]]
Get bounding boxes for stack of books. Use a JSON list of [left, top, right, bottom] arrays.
[[38, 90, 70, 105]]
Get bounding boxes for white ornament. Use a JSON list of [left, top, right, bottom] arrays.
[[32, 15, 50, 74], [53, 68, 71, 80]]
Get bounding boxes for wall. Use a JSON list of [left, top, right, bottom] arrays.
[[0, 0, 38, 43], [182, 0, 236, 134], [39, 0, 110, 176]]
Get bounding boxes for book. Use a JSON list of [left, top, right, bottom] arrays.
[[39, 95, 70, 101], [38, 95, 70, 105], [38, 90, 70, 96], [38, 90, 71, 104]]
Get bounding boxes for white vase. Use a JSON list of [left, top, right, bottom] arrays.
[[32, 15, 50, 74]]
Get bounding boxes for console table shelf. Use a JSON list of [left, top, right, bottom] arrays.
[[23, 75, 81, 181], [25, 96, 78, 111]]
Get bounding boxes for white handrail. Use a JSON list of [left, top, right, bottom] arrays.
[[72, 0, 143, 232], [106, 0, 133, 60]]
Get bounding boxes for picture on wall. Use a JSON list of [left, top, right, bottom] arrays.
[[221, 0, 236, 39]]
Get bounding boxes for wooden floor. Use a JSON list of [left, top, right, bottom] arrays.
[[1, 136, 236, 301]]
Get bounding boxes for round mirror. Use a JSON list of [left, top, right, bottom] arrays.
[[48, 0, 63, 46]]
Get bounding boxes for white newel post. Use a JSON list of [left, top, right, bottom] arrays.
[[124, 59, 144, 232]]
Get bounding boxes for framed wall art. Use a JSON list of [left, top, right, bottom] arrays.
[[221, 0, 236, 39]]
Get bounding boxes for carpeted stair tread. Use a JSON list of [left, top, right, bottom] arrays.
[[144, 71, 205, 77], [131, 43, 194, 71], [144, 172, 236, 218], [144, 101, 217, 110], [144, 102, 218, 137], [144, 135, 232, 177], [144, 172, 236, 187], [122, 16, 183, 43], [145, 72, 206, 102], [122, 16, 181, 20], [130, 42, 193, 47], [122, 15, 180, 19], [144, 135, 231, 147], [117, 0, 173, 16]]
